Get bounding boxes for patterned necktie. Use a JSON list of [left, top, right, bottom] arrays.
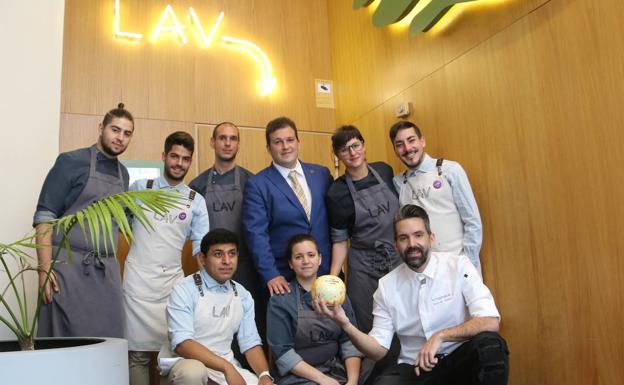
[[288, 170, 311, 221]]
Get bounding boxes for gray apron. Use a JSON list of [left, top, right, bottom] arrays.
[[277, 284, 347, 385], [345, 166, 401, 333], [205, 166, 247, 256], [37, 146, 126, 338], [203, 166, 265, 354], [204, 166, 258, 285]]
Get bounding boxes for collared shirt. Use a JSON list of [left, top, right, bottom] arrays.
[[267, 281, 363, 376], [369, 252, 500, 364], [272, 160, 312, 207], [393, 154, 482, 266], [166, 269, 261, 352], [33, 145, 129, 225], [129, 176, 209, 256]]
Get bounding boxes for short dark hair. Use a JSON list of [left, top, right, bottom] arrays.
[[286, 233, 319, 260], [394, 204, 432, 237], [200, 228, 239, 254], [212, 122, 238, 139], [164, 131, 194, 154], [331, 125, 365, 155], [389, 121, 423, 143], [266, 116, 298, 145], [102, 102, 134, 128]]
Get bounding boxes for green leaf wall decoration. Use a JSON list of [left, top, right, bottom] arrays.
[[353, 0, 478, 35]]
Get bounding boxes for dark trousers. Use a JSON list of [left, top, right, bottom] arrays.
[[373, 332, 509, 385]]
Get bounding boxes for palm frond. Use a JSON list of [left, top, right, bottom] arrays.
[[46, 189, 185, 255], [2, 188, 185, 349]]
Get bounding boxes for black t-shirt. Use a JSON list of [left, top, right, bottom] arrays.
[[325, 161, 396, 236]]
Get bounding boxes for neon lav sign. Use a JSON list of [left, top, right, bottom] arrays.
[[114, 0, 276, 96], [354, 0, 479, 35]]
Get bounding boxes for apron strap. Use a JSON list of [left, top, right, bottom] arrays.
[[295, 283, 304, 311], [436, 158, 444, 176], [146, 179, 154, 189], [88, 146, 98, 177], [194, 272, 238, 297], [231, 281, 238, 297], [187, 190, 196, 208], [193, 273, 204, 297]]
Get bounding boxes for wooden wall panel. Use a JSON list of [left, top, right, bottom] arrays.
[[196, 124, 337, 176], [327, 0, 548, 125], [61, 0, 336, 140], [60, 113, 198, 182], [328, 0, 624, 384]]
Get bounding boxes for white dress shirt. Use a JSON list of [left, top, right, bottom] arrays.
[[273, 160, 312, 207], [369, 252, 500, 364]]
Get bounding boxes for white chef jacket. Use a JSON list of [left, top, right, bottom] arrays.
[[369, 252, 500, 364]]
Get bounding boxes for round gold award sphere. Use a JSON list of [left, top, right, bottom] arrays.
[[311, 275, 346, 305]]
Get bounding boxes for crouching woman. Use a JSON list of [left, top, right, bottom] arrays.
[[267, 234, 362, 385]]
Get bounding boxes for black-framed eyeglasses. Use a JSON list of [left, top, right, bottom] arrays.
[[338, 141, 363, 156]]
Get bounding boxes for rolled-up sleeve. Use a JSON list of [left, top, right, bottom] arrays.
[[33, 154, 74, 226], [330, 227, 349, 243], [459, 256, 500, 319], [369, 285, 395, 350], [166, 282, 197, 350], [267, 292, 302, 376], [236, 290, 262, 353]]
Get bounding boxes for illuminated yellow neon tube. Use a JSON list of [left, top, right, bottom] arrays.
[[222, 36, 277, 95], [189, 9, 224, 48], [114, 0, 143, 40], [151, 4, 187, 45]]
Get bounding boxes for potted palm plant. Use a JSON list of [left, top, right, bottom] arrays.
[[0, 188, 183, 384]]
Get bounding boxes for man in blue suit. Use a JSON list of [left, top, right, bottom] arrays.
[[243, 116, 333, 297]]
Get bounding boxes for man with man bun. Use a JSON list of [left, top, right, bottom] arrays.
[[34, 103, 135, 338]]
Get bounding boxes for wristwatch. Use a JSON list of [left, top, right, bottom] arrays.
[[258, 370, 274, 382]]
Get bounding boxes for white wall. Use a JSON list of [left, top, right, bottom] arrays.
[[0, 0, 65, 340]]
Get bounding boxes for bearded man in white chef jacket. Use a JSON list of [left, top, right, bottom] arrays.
[[159, 228, 274, 385]]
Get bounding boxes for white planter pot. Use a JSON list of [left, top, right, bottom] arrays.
[[0, 337, 128, 385]]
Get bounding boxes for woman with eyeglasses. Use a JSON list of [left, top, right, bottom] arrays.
[[267, 234, 362, 385], [326, 125, 402, 381]]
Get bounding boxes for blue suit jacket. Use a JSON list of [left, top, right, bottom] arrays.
[[243, 161, 333, 284]]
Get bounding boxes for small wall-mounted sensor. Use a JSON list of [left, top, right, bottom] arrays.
[[395, 102, 411, 118]]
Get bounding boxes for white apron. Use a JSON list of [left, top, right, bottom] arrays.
[[398, 160, 464, 255], [123, 182, 195, 351], [159, 275, 258, 385]]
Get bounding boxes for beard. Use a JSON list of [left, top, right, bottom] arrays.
[[99, 138, 126, 157], [164, 166, 188, 183], [401, 245, 430, 270]]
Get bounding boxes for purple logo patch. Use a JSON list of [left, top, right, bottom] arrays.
[[433, 180, 442, 189], [179, 212, 187, 220]]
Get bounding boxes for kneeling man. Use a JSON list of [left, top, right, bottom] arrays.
[[159, 229, 274, 385], [315, 205, 509, 385]]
